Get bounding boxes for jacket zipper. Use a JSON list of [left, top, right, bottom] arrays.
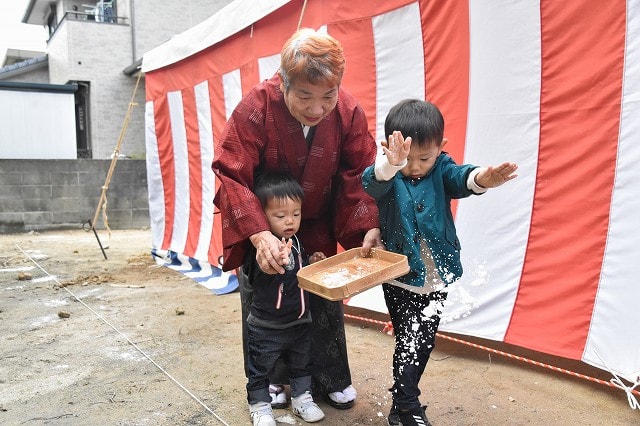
[[276, 283, 283, 309]]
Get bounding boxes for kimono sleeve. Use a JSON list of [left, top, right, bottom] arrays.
[[333, 100, 380, 249], [212, 91, 271, 270]]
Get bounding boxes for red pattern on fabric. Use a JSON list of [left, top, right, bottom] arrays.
[[213, 75, 379, 270]]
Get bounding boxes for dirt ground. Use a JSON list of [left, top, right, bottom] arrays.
[[1, 229, 638, 426]]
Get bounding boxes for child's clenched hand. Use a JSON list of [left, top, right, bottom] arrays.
[[278, 237, 293, 266], [309, 252, 326, 264]]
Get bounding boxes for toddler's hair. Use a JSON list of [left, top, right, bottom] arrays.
[[253, 171, 304, 208], [384, 99, 444, 147]]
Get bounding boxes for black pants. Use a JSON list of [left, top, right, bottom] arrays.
[[246, 322, 313, 404], [383, 283, 447, 412], [239, 267, 352, 395]]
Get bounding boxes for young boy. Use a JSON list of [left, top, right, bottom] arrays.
[[362, 99, 518, 426], [244, 171, 326, 426]]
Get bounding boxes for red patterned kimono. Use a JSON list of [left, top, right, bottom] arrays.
[[213, 74, 379, 269], [213, 74, 379, 395]]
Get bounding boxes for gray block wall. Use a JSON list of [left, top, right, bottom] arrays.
[[0, 159, 149, 234]]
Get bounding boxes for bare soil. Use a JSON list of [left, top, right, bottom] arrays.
[[0, 229, 638, 425]]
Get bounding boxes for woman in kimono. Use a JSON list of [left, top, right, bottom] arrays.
[[213, 28, 382, 410]]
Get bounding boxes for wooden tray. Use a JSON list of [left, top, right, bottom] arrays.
[[297, 248, 409, 301]]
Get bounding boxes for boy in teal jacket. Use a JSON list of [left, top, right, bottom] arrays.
[[362, 99, 517, 426]]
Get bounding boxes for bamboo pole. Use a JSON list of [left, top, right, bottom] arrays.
[[88, 72, 143, 233]]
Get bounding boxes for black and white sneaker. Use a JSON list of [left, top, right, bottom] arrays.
[[387, 405, 400, 426], [397, 406, 431, 426]]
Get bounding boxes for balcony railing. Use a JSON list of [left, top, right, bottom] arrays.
[[47, 10, 129, 42], [64, 10, 128, 25]]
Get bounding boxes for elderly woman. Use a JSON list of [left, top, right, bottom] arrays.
[[213, 28, 382, 420]]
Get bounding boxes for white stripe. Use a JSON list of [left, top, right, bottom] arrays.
[[372, 2, 425, 143], [145, 101, 165, 250], [194, 81, 215, 261], [346, 285, 388, 314], [258, 54, 281, 82], [141, 0, 291, 72], [167, 91, 189, 253], [223, 69, 242, 120], [441, 1, 541, 338], [583, 0, 640, 383]]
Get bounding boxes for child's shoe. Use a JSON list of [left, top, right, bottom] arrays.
[[269, 384, 288, 408], [397, 405, 431, 426], [291, 391, 325, 422], [249, 401, 276, 426], [387, 405, 400, 426]]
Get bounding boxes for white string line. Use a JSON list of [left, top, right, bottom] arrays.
[[592, 349, 640, 410], [15, 243, 230, 426], [297, 0, 308, 30]]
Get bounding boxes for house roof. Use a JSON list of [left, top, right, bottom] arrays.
[[0, 55, 48, 80], [0, 80, 76, 93], [21, 0, 51, 26]]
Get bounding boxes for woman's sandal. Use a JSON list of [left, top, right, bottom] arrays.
[[324, 386, 356, 410]]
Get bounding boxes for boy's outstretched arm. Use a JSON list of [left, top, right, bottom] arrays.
[[474, 162, 518, 189]]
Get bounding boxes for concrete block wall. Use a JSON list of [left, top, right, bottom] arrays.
[[0, 159, 149, 234]]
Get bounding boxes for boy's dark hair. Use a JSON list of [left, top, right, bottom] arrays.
[[253, 171, 304, 208], [384, 99, 444, 147]]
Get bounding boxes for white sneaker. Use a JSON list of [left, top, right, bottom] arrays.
[[249, 401, 276, 426], [291, 391, 325, 422], [269, 384, 288, 408]]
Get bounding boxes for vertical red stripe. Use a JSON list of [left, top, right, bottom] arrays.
[[209, 76, 227, 154], [421, 0, 470, 166], [420, 0, 470, 219], [209, 76, 226, 267], [181, 88, 203, 257], [330, 19, 377, 137], [240, 60, 260, 96], [505, 0, 625, 358], [152, 96, 175, 250]]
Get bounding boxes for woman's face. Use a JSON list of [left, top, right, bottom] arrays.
[[281, 79, 339, 126]]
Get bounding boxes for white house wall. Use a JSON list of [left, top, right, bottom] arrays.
[[0, 89, 76, 159]]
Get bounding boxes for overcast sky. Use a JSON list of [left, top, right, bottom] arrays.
[[0, 0, 48, 60]]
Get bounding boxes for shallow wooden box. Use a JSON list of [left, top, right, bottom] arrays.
[[297, 248, 409, 301]]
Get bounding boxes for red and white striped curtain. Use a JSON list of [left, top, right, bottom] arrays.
[[143, 0, 640, 383]]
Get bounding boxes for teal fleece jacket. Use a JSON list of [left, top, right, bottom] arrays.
[[362, 153, 481, 288]]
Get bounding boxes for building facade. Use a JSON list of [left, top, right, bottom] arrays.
[[0, 0, 231, 232], [7, 0, 231, 159]]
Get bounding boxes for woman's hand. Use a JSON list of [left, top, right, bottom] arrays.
[[360, 228, 384, 257], [249, 231, 286, 274]]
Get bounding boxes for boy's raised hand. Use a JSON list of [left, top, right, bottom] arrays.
[[382, 130, 411, 166], [475, 162, 519, 188]]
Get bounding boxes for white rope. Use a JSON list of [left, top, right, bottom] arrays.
[[15, 243, 231, 426], [297, 0, 308, 30], [592, 349, 640, 410]]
